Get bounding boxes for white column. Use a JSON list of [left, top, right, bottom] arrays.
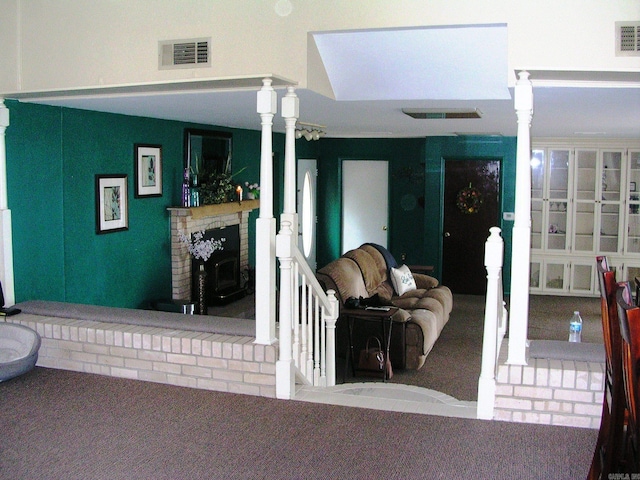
[[0, 99, 15, 306], [477, 227, 504, 419], [508, 71, 534, 365], [280, 86, 299, 241], [254, 79, 278, 345]]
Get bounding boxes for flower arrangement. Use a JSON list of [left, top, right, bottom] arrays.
[[244, 181, 260, 199], [456, 184, 483, 214], [178, 230, 225, 262]]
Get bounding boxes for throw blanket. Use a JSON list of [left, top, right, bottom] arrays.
[[364, 243, 398, 272]]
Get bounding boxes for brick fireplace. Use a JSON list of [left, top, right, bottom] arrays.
[[168, 200, 259, 302]]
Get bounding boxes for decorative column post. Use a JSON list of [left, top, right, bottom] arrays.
[[0, 99, 15, 306], [276, 219, 295, 399], [255, 79, 278, 345], [477, 227, 504, 419], [508, 71, 534, 365]]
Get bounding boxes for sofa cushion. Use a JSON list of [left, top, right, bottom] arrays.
[[316, 257, 369, 304], [390, 264, 417, 295]]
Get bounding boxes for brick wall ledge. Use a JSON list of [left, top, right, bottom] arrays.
[[494, 342, 605, 429], [6, 309, 276, 398]]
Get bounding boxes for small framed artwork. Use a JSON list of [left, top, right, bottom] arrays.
[[134, 144, 162, 198], [631, 181, 637, 193], [95, 174, 128, 234]]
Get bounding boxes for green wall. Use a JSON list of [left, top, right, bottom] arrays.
[[6, 99, 516, 307], [6, 100, 266, 308], [315, 135, 516, 292]]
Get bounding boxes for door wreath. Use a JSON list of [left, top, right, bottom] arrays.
[[456, 184, 483, 214]]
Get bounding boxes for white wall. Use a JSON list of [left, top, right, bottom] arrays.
[[0, 0, 638, 94]]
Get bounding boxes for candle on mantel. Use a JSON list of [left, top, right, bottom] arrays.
[[236, 185, 243, 202]]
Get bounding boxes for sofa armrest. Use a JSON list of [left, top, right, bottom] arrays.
[[413, 273, 439, 289], [391, 308, 411, 323]]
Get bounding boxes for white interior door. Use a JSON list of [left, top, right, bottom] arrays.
[[342, 160, 389, 253], [297, 159, 317, 270]]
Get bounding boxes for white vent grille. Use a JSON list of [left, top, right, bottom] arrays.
[[616, 22, 640, 56], [159, 38, 211, 69]]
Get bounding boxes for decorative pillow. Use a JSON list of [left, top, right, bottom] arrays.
[[390, 264, 417, 296]]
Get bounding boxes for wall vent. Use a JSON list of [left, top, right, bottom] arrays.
[[616, 22, 640, 56], [402, 108, 482, 119], [159, 38, 211, 69]]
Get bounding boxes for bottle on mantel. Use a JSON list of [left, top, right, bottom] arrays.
[[182, 168, 190, 207]]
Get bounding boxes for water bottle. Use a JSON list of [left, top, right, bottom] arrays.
[[569, 311, 583, 343]]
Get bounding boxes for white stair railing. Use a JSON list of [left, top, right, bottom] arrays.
[[276, 219, 339, 399], [274, 86, 339, 399], [477, 227, 509, 419]]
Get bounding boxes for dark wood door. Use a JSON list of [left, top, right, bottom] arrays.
[[442, 159, 501, 295]]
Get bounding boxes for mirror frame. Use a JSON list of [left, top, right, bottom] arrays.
[[184, 128, 232, 176]]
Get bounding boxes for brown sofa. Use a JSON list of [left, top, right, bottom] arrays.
[[316, 244, 453, 370]]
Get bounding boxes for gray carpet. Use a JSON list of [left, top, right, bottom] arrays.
[[352, 294, 603, 401], [0, 367, 597, 480], [210, 293, 604, 402]]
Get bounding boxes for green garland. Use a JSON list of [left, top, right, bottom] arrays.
[[456, 184, 483, 214]]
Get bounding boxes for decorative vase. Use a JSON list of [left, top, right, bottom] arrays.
[[197, 262, 207, 315]]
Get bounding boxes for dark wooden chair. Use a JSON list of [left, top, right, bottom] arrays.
[[616, 282, 640, 474], [587, 256, 626, 479]]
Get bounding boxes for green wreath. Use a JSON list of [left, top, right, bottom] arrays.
[[456, 184, 483, 214]]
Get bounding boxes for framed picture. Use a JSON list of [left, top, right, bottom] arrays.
[[134, 144, 162, 197], [631, 181, 637, 193], [95, 174, 128, 234]]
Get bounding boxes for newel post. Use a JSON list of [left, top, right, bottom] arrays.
[[276, 219, 295, 399], [508, 71, 533, 365], [255, 79, 278, 345], [0, 99, 15, 306], [477, 227, 504, 420]]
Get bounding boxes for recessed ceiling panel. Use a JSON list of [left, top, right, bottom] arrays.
[[312, 24, 510, 101]]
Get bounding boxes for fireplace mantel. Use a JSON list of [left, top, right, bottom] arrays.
[[168, 199, 260, 219], [168, 200, 259, 302]]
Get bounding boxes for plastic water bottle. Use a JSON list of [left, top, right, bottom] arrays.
[[569, 311, 583, 343]]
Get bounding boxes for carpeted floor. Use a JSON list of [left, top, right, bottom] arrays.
[[211, 293, 603, 402], [0, 367, 597, 480]]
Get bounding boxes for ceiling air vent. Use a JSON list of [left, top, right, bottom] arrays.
[[402, 108, 482, 119], [159, 38, 211, 69], [616, 22, 640, 56]]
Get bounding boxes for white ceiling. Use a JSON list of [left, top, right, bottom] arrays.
[[13, 25, 640, 140]]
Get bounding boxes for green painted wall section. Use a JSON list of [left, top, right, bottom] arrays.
[[315, 136, 516, 293], [6, 100, 265, 308], [6, 100, 517, 308]]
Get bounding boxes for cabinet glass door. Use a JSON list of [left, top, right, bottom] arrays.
[[574, 150, 597, 252], [544, 261, 566, 291], [599, 151, 623, 253], [531, 150, 544, 250], [570, 262, 594, 294], [626, 151, 640, 253], [547, 150, 569, 251]]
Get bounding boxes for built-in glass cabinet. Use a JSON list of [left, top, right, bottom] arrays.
[[531, 149, 570, 252], [530, 142, 640, 296]]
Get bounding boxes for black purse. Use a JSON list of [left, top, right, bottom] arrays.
[[357, 336, 393, 379]]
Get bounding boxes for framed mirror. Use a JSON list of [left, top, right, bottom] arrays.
[[184, 129, 232, 176]]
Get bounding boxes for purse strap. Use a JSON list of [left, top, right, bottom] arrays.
[[365, 336, 382, 351]]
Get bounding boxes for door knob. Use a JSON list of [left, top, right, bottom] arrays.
[[444, 232, 451, 237], [382, 226, 387, 231]]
